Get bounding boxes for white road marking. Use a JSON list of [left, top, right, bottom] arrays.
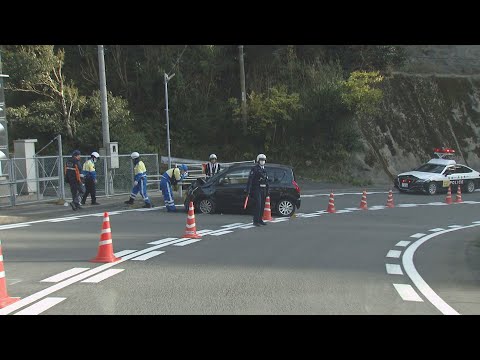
[[209, 230, 233, 236], [48, 217, 81, 222], [369, 206, 386, 211], [300, 213, 323, 218], [425, 202, 448, 206], [473, 221, 480, 224], [81, 269, 125, 283], [114, 250, 138, 257], [410, 233, 426, 238], [269, 218, 289, 223], [393, 284, 423, 302], [148, 238, 178, 245], [395, 241, 411, 247], [0, 224, 31, 230], [131, 251, 164, 260], [400, 226, 480, 315], [386, 264, 403, 275], [386, 250, 402, 258], [221, 223, 245, 228], [447, 225, 462, 228], [41, 268, 90, 283], [429, 228, 445, 232], [396, 204, 418, 207], [14, 297, 66, 315], [174, 239, 203, 246], [344, 207, 362, 211], [0, 238, 186, 315], [334, 210, 352, 214], [196, 229, 214, 235], [238, 224, 256, 229]]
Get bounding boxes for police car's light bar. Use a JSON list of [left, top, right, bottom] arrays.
[[433, 147, 455, 154]]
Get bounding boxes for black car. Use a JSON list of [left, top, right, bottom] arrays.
[[184, 163, 301, 216]]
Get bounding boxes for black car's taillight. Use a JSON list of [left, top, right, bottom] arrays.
[[292, 180, 300, 193]]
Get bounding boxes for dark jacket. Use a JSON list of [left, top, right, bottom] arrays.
[[65, 157, 82, 184], [246, 164, 269, 195]]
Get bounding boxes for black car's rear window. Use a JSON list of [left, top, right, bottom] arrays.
[[267, 167, 293, 184]]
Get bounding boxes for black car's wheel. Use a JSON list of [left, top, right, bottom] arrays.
[[465, 180, 475, 193], [426, 182, 438, 195], [198, 198, 216, 214], [276, 198, 295, 217]]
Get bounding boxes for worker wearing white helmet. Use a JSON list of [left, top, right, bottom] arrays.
[[204, 153, 221, 179], [81, 151, 101, 205], [245, 153, 269, 226], [124, 152, 153, 208]]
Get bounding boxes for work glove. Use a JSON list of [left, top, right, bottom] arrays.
[[134, 181, 138, 186]]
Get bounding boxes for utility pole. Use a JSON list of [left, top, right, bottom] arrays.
[[97, 45, 112, 195], [164, 72, 175, 169], [238, 45, 247, 131]]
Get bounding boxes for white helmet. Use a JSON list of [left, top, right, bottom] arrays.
[[256, 153, 266, 162], [209, 153, 217, 160], [91, 152, 100, 159], [131, 152, 140, 159]]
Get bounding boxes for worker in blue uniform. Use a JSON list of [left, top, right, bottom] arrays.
[[124, 152, 153, 208], [160, 164, 188, 212]]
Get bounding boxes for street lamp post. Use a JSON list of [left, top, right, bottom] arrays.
[[164, 72, 175, 169]]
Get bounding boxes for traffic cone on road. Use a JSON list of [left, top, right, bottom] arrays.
[[91, 212, 121, 263], [386, 190, 395, 208], [359, 190, 368, 210], [326, 192, 336, 213], [455, 184, 463, 203], [0, 240, 20, 308], [183, 202, 202, 239], [445, 184, 453, 204], [262, 196, 274, 221]]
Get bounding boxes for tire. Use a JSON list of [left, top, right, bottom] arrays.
[[465, 180, 475, 193], [426, 182, 438, 195], [198, 198, 215, 214], [276, 198, 295, 217]]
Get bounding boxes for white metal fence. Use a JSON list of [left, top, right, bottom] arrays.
[[0, 154, 255, 207]]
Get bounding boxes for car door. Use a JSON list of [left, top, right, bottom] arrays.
[[214, 167, 251, 211]]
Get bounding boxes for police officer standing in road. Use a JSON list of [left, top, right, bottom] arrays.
[[81, 151, 101, 206], [246, 154, 269, 226], [124, 152, 153, 208], [204, 154, 221, 179], [65, 149, 85, 211]]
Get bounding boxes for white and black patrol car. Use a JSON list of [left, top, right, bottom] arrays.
[[393, 148, 480, 195]]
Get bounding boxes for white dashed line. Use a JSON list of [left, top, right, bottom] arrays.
[[173, 239, 203, 246], [395, 241, 411, 247], [429, 228, 445, 232], [81, 269, 125, 283], [41, 268, 90, 283], [131, 251, 165, 260], [14, 297, 66, 315], [386, 264, 403, 275], [114, 250, 138, 257], [410, 233, 426, 238], [209, 230, 233, 236], [393, 284, 423, 302], [148, 238, 178, 245], [447, 225, 462, 228], [386, 250, 402, 258]]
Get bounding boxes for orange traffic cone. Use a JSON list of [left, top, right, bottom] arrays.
[[183, 202, 202, 239], [327, 192, 336, 213], [386, 190, 395, 208], [455, 184, 463, 203], [359, 190, 368, 210], [262, 196, 273, 221], [0, 240, 20, 308], [445, 185, 453, 204], [91, 212, 121, 263]]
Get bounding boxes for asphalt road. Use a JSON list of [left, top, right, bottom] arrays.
[[1, 186, 480, 315]]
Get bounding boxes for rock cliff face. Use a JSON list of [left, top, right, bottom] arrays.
[[353, 71, 480, 185]]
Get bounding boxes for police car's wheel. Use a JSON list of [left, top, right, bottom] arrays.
[[465, 180, 475, 193], [276, 198, 295, 217], [427, 182, 438, 195], [198, 198, 215, 214]]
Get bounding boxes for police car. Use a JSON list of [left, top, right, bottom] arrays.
[[393, 148, 480, 195]]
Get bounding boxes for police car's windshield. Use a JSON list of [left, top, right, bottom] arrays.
[[413, 163, 446, 173]]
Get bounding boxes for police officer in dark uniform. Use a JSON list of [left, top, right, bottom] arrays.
[[246, 153, 269, 226], [64, 149, 85, 211]]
